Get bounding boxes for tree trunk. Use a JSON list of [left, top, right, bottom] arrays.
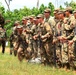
[[4, 0, 10, 11]]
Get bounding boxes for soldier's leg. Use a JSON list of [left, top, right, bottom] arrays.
[[27, 39, 33, 58], [10, 42, 13, 55], [62, 43, 70, 69], [73, 42, 76, 70], [32, 40, 38, 59], [40, 44, 47, 65], [1, 40, 6, 54], [56, 46, 62, 68], [44, 42, 53, 65], [68, 43, 76, 70], [13, 42, 18, 56], [17, 47, 24, 61]]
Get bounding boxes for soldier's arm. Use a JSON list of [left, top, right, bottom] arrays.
[[66, 16, 75, 30], [42, 22, 53, 38]]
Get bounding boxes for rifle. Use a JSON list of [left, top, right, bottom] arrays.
[[53, 26, 57, 67]]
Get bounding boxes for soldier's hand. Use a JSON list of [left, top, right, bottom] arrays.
[[24, 29, 27, 32], [52, 39, 57, 44], [33, 36, 37, 40], [68, 40, 74, 46], [62, 36, 67, 40], [35, 35, 39, 38], [57, 36, 63, 41], [41, 36, 45, 39], [70, 23, 75, 28]]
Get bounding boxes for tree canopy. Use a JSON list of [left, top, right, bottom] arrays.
[[0, 0, 76, 37]]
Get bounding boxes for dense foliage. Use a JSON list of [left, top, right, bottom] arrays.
[[0, 0, 76, 37]]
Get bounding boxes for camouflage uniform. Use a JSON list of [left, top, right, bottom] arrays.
[[41, 22, 53, 65], [44, 8, 59, 66], [60, 8, 75, 68], [0, 13, 6, 53], [27, 15, 35, 56], [16, 25, 28, 61], [37, 13, 53, 65], [67, 10, 76, 69], [0, 28, 6, 54], [26, 17, 41, 59], [22, 16, 36, 59], [32, 23, 40, 58], [9, 21, 20, 55]]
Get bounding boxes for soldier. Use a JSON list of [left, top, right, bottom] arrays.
[[52, 9, 61, 67], [0, 13, 7, 54], [16, 25, 28, 61], [25, 17, 39, 59], [0, 26, 6, 53], [9, 20, 20, 55], [35, 14, 53, 65], [44, 8, 59, 66], [57, 8, 75, 69], [62, 7, 75, 69], [67, 10, 76, 70], [56, 10, 68, 68], [22, 16, 31, 44], [27, 15, 35, 55]]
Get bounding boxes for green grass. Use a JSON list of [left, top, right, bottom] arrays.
[[0, 53, 76, 75]]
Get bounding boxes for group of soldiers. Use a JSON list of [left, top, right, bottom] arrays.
[[9, 7, 76, 70]]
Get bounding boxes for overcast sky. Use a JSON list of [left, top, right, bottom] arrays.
[[0, 0, 75, 11]]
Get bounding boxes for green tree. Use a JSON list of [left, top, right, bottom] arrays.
[[0, 2, 5, 15], [64, 1, 69, 7], [31, 7, 39, 16], [59, 5, 64, 10], [39, 4, 47, 14], [48, 2, 55, 16], [64, 0, 76, 10]]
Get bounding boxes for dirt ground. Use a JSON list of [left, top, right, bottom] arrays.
[[0, 47, 10, 53]]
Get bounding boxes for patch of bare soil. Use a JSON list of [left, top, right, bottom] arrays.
[[0, 46, 10, 53]]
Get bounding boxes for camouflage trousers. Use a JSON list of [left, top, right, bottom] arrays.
[[56, 44, 62, 66], [61, 42, 76, 69], [40, 41, 53, 65], [68, 42, 76, 69], [17, 41, 28, 61], [32, 40, 38, 58], [61, 43, 68, 64]]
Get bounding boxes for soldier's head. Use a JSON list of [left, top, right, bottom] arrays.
[[58, 10, 65, 20], [73, 10, 76, 19], [65, 7, 72, 17], [37, 14, 44, 24], [14, 21, 20, 26], [44, 8, 51, 19], [29, 15, 35, 24], [53, 8, 60, 19], [33, 18, 38, 25], [22, 16, 29, 25], [17, 25, 23, 34]]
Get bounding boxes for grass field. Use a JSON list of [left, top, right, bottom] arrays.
[[0, 47, 76, 75]]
